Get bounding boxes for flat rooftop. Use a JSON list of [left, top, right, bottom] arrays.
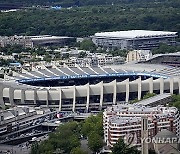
[[94, 30, 177, 39], [110, 116, 141, 125], [105, 103, 177, 114], [136, 93, 171, 106]]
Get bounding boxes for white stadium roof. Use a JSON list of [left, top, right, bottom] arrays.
[[94, 30, 177, 39], [31, 36, 73, 41]]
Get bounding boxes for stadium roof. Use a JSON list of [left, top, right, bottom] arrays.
[[13, 65, 171, 84], [31, 36, 73, 41], [94, 30, 177, 39]]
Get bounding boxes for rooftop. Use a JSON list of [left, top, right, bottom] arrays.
[[154, 129, 177, 139], [31, 36, 73, 41], [105, 104, 178, 117], [94, 30, 177, 39], [137, 93, 171, 106], [110, 116, 141, 125]]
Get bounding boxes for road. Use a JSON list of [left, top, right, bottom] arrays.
[[0, 134, 49, 154], [80, 139, 92, 154], [0, 143, 31, 154]]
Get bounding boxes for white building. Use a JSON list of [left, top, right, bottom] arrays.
[[103, 104, 180, 148], [92, 30, 177, 50], [126, 50, 152, 62], [65, 53, 124, 67], [86, 53, 124, 66]]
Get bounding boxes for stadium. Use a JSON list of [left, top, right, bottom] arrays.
[[144, 52, 180, 67], [0, 63, 180, 112]]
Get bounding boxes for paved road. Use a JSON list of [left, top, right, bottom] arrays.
[[0, 134, 48, 154], [80, 139, 92, 154], [0, 143, 31, 154]]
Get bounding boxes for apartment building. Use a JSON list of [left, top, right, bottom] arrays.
[[87, 53, 125, 66], [103, 104, 180, 148], [66, 53, 124, 67], [126, 50, 152, 62]]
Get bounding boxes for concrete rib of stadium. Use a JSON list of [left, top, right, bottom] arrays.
[[0, 63, 180, 112]]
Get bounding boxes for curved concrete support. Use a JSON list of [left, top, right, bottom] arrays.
[[149, 77, 153, 93], [125, 78, 129, 102], [34, 89, 37, 105], [159, 78, 164, 94], [170, 78, 174, 94], [9, 87, 14, 106], [0, 82, 5, 108], [86, 83, 90, 112], [113, 80, 117, 105], [138, 77, 142, 100], [72, 86, 76, 112], [21, 89, 25, 104], [58, 89, 62, 111], [179, 78, 180, 94], [99, 81, 104, 110]]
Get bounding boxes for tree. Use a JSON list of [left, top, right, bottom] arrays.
[[53, 122, 81, 153], [130, 92, 157, 104], [34, 121, 81, 154], [81, 113, 103, 137], [142, 93, 156, 99], [152, 43, 180, 55], [78, 51, 87, 58], [79, 40, 97, 52], [31, 142, 40, 154], [112, 138, 140, 154], [0, 1, 179, 37], [88, 132, 103, 153], [32, 114, 104, 154], [109, 49, 128, 57], [70, 147, 87, 154], [170, 94, 180, 110]]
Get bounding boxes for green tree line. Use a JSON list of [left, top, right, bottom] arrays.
[[0, 0, 179, 37], [0, 0, 178, 7], [170, 94, 180, 110], [31, 113, 104, 154]]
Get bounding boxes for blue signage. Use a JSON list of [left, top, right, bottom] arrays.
[[16, 72, 169, 83]]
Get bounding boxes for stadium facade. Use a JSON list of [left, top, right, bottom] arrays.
[[0, 64, 180, 112], [92, 30, 177, 50]]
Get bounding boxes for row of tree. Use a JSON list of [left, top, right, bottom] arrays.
[[152, 43, 180, 54], [31, 113, 103, 154], [0, 0, 179, 37], [0, 0, 177, 7], [170, 94, 180, 110]]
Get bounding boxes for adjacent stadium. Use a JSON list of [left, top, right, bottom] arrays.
[[0, 63, 180, 112]]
